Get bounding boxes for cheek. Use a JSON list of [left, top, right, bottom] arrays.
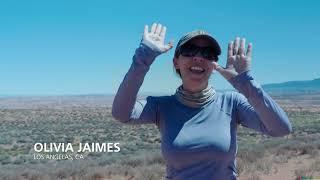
[[174, 57, 187, 69], [176, 60, 189, 70], [207, 62, 215, 73]]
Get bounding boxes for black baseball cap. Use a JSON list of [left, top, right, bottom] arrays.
[[174, 30, 221, 58]]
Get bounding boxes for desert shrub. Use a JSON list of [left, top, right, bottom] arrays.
[[17, 138, 28, 143], [309, 159, 320, 175], [20, 169, 48, 180], [97, 155, 120, 166], [120, 155, 144, 167], [29, 158, 39, 164], [236, 157, 247, 175], [0, 154, 11, 165], [104, 164, 134, 176], [273, 154, 289, 163], [0, 136, 12, 145], [13, 157, 25, 165], [133, 163, 165, 180], [143, 151, 164, 165], [255, 158, 272, 174], [237, 148, 265, 163], [88, 152, 103, 158], [247, 174, 261, 180]]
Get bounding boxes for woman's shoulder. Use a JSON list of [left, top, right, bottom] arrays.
[[214, 90, 245, 106], [216, 90, 242, 100], [146, 95, 175, 103]]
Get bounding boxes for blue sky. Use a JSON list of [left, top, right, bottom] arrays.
[[0, 0, 319, 96]]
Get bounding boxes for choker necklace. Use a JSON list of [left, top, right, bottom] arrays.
[[174, 85, 216, 108]]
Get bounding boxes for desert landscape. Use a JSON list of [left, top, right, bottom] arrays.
[[0, 93, 319, 180]]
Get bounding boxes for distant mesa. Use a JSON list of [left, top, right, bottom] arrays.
[[262, 77, 320, 95], [1, 78, 320, 109]]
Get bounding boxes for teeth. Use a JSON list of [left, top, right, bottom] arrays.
[[190, 66, 204, 71]]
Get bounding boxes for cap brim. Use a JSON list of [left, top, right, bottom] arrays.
[[180, 34, 221, 55]]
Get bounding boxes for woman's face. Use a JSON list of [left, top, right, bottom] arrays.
[[173, 37, 217, 90]]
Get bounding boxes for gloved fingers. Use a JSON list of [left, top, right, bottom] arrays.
[[155, 24, 162, 35], [151, 23, 157, 34], [144, 25, 149, 38], [160, 26, 166, 38]]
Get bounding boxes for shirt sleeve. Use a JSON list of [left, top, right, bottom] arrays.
[[111, 43, 159, 125], [229, 71, 292, 137], [129, 96, 159, 125]]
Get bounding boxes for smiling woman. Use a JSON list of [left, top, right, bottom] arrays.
[[173, 34, 220, 93], [112, 23, 292, 180]]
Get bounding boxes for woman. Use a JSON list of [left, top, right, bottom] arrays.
[[112, 23, 292, 180]]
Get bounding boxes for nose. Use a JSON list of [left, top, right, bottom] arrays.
[[192, 52, 205, 62]]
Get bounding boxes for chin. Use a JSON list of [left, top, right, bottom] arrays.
[[181, 70, 210, 81], [187, 74, 209, 82]]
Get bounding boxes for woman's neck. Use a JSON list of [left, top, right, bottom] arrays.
[[182, 82, 209, 93], [174, 85, 216, 108]]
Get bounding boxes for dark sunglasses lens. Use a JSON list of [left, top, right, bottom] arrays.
[[180, 45, 198, 57], [201, 47, 217, 61], [180, 45, 217, 61]]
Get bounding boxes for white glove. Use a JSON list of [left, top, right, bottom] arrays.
[[141, 23, 173, 54]]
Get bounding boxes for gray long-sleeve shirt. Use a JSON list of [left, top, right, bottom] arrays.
[[112, 44, 292, 180]]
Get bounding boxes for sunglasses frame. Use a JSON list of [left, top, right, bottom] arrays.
[[178, 44, 218, 62]]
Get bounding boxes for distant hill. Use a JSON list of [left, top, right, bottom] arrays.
[[262, 78, 320, 95], [2, 78, 320, 109], [0, 95, 115, 109]]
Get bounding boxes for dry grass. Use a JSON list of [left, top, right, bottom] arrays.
[[0, 95, 320, 179]]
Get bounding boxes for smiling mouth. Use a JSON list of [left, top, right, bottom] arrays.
[[189, 66, 205, 74]]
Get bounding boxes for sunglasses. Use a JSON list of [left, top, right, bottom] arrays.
[[179, 44, 218, 62]]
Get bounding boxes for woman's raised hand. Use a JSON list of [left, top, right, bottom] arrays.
[[141, 23, 174, 54], [214, 37, 252, 80]]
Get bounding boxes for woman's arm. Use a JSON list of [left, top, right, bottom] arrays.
[[215, 37, 292, 136], [231, 71, 292, 137], [112, 23, 173, 124]]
